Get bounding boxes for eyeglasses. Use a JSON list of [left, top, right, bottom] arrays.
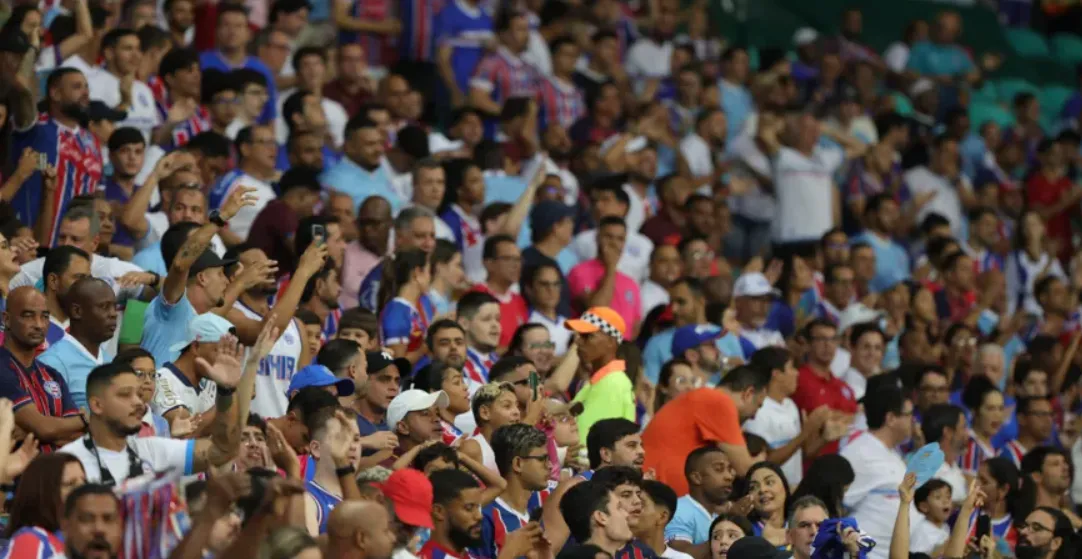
[[528, 342, 556, 350], [520, 454, 552, 465], [1023, 522, 1053, 534], [133, 369, 158, 380], [952, 337, 978, 347]]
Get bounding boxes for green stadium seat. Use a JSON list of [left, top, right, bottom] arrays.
[[1051, 33, 1082, 66], [971, 82, 998, 105], [969, 101, 1015, 131], [995, 78, 1039, 104], [1039, 85, 1075, 119], [1006, 28, 1051, 58]]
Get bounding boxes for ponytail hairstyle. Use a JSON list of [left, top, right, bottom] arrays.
[[376, 248, 430, 312], [981, 456, 1020, 520]]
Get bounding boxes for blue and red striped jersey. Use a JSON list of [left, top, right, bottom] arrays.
[[398, 0, 447, 61], [615, 539, 661, 559], [464, 347, 496, 387], [474, 483, 557, 558], [997, 440, 1027, 469], [339, 0, 396, 67], [1, 527, 65, 559], [0, 347, 78, 453], [420, 540, 480, 559], [380, 295, 435, 353], [11, 114, 103, 245], [959, 430, 996, 476], [434, 1, 494, 95], [536, 75, 586, 130]]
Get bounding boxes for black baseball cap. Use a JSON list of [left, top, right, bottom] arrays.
[[728, 537, 793, 559], [189, 250, 237, 275], [366, 351, 412, 382]]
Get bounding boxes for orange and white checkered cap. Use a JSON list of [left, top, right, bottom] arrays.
[[564, 307, 627, 343]]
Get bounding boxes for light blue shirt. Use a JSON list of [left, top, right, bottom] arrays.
[[906, 40, 976, 77], [321, 158, 400, 214], [132, 243, 166, 276], [719, 79, 753, 140], [483, 173, 528, 206], [643, 327, 744, 385], [666, 494, 716, 544], [37, 333, 110, 409], [141, 292, 197, 366], [851, 231, 911, 293]]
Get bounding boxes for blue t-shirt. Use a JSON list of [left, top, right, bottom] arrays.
[[433, 0, 494, 96], [37, 335, 111, 409], [199, 51, 278, 124], [320, 157, 400, 214], [665, 495, 716, 545], [906, 41, 976, 77], [132, 243, 167, 276], [358, 261, 383, 311], [141, 292, 198, 366], [850, 231, 911, 293]]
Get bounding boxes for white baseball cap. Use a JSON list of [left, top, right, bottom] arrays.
[[837, 303, 885, 334], [386, 389, 450, 428], [732, 272, 781, 298], [793, 27, 819, 47]]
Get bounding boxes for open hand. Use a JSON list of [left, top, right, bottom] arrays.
[[3, 434, 39, 482], [296, 241, 329, 277], [204, 472, 252, 518], [195, 334, 245, 388], [220, 186, 260, 221], [898, 472, 916, 505], [252, 316, 281, 362]]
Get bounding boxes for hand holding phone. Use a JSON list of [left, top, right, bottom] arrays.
[[311, 224, 326, 246]]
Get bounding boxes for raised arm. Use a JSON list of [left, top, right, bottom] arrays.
[[191, 323, 271, 471], [120, 152, 191, 241], [890, 473, 916, 559], [56, 0, 93, 63], [225, 242, 328, 345], [498, 160, 544, 238], [163, 185, 257, 304]]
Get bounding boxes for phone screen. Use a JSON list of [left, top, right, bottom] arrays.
[[311, 224, 326, 245]]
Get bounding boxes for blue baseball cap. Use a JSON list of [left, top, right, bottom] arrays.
[[671, 324, 726, 356], [529, 200, 575, 238], [287, 364, 355, 397], [168, 313, 235, 352]]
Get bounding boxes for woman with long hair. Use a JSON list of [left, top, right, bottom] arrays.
[[960, 376, 1007, 479], [977, 457, 1020, 555], [790, 454, 855, 518], [746, 461, 792, 548], [1005, 209, 1066, 316], [377, 248, 434, 364], [5, 453, 87, 556], [708, 514, 753, 559], [767, 253, 815, 338]]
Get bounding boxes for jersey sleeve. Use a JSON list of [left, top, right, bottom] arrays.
[[139, 437, 196, 475], [3, 529, 55, 559], [0, 370, 32, 411], [664, 503, 697, 543], [470, 56, 500, 93], [476, 507, 500, 559], [381, 302, 413, 346], [49, 367, 80, 417]]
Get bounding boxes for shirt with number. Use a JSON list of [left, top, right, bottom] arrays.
[[152, 362, 217, 418]]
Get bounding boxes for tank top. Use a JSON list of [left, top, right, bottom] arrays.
[[469, 432, 498, 475], [233, 301, 304, 418], [305, 479, 342, 534]]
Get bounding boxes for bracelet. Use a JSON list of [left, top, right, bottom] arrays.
[[335, 465, 356, 477], [216, 385, 236, 396]]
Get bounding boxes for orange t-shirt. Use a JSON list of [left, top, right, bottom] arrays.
[[641, 388, 745, 496]]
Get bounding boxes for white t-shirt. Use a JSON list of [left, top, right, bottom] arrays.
[[570, 228, 653, 284], [138, 213, 227, 256], [151, 363, 217, 417], [59, 435, 194, 484], [219, 173, 277, 240], [841, 367, 870, 401], [679, 133, 715, 178], [883, 42, 910, 73], [527, 310, 571, 357], [233, 301, 305, 419], [770, 145, 845, 243], [626, 38, 673, 82], [908, 513, 950, 554], [662, 547, 694, 559], [726, 114, 776, 222], [640, 280, 669, 318], [903, 166, 970, 240], [840, 432, 906, 559], [87, 70, 162, 141], [934, 460, 968, 505], [623, 184, 649, 236], [522, 29, 552, 76], [11, 254, 145, 292], [742, 396, 803, 486]]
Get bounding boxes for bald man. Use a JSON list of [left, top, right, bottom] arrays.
[[326, 500, 398, 559], [0, 287, 86, 451], [38, 278, 119, 408], [341, 196, 392, 309]]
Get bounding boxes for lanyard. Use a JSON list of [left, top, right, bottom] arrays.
[[83, 435, 145, 486]]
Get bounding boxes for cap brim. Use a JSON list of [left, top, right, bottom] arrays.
[[564, 318, 600, 334], [548, 400, 584, 417], [394, 503, 434, 529], [192, 257, 237, 273], [334, 378, 355, 397], [168, 338, 194, 353]]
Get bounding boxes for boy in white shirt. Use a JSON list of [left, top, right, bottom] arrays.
[[909, 479, 952, 555]]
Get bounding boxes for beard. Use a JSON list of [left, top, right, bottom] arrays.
[[61, 101, 89, 124], [1015, 542, 1050, 559], [105, 415, 142, 437], [448, 523, 482, 550], [322, 294, 341, 309], [69, 537, 118, 559]]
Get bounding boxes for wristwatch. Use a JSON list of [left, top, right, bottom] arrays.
[[208, 209, 227, 227]]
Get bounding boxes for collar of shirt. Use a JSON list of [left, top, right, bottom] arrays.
[[590, 359, 627, 384], [496, 45, 526, 67], [61, 332, 105, 364], [164, 362, 210, 393], [454, 0, 484, 17]]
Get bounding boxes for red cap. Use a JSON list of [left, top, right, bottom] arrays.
[[380, 469, 434, 529]]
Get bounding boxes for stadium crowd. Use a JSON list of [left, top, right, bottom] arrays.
[[0, 0, 1076, 559]]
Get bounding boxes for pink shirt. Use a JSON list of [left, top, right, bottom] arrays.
[[340, 241, 381, 309], [567, 260, 642, 328]]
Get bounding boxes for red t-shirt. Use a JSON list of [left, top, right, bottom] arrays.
[[470, 284, 529, 348], [642, 388, 745, 496], [1026, 173, 1076, 262], [794, 364, 860, 456]]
